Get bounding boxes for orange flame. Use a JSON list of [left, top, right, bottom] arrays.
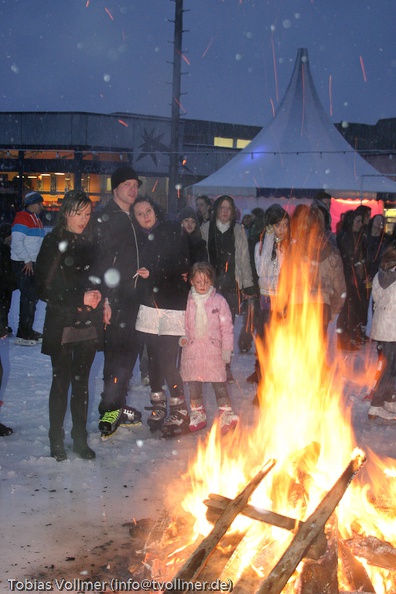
[[177, 216, 396, 591]]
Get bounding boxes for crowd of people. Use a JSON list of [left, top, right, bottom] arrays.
[[1, 170, 396, 459]]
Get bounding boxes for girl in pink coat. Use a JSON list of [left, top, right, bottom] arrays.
[[180, 262, 239, 434]]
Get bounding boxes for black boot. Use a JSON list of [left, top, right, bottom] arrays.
[[0, 422, 13, 436], [50, 441, 67, 462], [73, 440, 96, 459]]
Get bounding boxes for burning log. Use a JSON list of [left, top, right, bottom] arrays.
[[338, 540, 376, 593], [294, 515, 339, 594], [204, 493, 299, 531], [204, 493, 328, 560], [343, 534, 396, 571], [255, 450, 366, 594], [170, 458, 276, 583]]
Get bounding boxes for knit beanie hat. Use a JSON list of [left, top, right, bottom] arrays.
[[177, 205, 199, 225], [24, 192, 44, 207], [111, 166, 142, 191]]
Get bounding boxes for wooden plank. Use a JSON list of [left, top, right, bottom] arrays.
[[204, 493, 298, 531], [170, 458, 276, 583], [255, 452, 366, 594]]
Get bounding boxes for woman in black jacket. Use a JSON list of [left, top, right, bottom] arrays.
[[132, 196, 190, 437], [336, 209, 369, 349], [36, 191, 104, 461], [177, 205, 208, 265]]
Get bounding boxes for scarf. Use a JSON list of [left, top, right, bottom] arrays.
[[191, 285, 214, 338], [257, 231, 282, 296], [216, 220, 231, 233]]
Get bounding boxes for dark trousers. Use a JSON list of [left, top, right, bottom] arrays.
[[49, 341, 97, 444], [99, 325, 142, 414], [371, 341, 396, 408], [0, 287, 13, 331], [337, 281, 368, 341], [144, 333, 184, 400], [12, 261, 39, 336], [188, 381, 231, 408]]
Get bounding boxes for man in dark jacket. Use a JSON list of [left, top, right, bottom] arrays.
[[94, 166, 144, 437]]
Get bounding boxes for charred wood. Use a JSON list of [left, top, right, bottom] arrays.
[[294, 515, 338, 594], [343, 534, 396, 571], [169, 459, 276, 585], [255, 452, 366, 594], [338, 540, 376, 593], [205, 493, 328, 560]]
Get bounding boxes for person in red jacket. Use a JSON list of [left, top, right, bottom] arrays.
[[11, 191, 45, 345]]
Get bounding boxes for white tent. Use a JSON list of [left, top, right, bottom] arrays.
[[188, 48, 396, 210]]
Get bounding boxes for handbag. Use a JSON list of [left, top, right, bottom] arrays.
[[61, 325, 97, 345]]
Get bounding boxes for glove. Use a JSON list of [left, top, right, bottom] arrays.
[[179, 336, 188, 347], [222, 350, 232, 364]]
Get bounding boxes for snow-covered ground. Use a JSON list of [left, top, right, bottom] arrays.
[[1, 291, 395, 592]]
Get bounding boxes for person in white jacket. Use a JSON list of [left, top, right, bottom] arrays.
[[369, 240, 396, 421]]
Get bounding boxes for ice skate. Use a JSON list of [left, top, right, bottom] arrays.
[[218, 406, 239, 434], [99, 409, 123, 439], [15, 332, 38, 346], [119, 405, 142, 427], [161, 398, 190, 437], [384, 400, 396, 414], [189, 405, 207, 432], [145, 392, 167, 432], [368, 406, 396, 421], [100, 406, 142, 440]]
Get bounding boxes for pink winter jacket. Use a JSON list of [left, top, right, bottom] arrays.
[[180, 289, 234, 383]]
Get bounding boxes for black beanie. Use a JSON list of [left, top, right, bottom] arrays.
[[177, 206, 199, 225], [111, 166, 142, 191]]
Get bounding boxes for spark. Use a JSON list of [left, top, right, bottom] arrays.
[[118, 119, 128, 128], [328, 74, 333, 117], [300, 63, 305, 135], [359, 55, 367, 82], [177, 50, 190, 66], [270, 98, 276, 118], [152, 179, 159, 192], [85, 0, 90, 7], [174, 97, 187, 114], [271, 37, 279, 102], [105, 7, 114, 21], [202, 37, 215, 59]]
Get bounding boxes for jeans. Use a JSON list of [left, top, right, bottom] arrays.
[[12, 261, 39, 337], [144, 333, 184, 400]]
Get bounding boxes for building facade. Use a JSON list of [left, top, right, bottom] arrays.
[[0, 110, 394, 223]]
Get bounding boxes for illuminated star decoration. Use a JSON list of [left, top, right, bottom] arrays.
[[136, 128, 170, 166]]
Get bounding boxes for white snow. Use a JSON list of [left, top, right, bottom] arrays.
[[1, 292, 395, 592]]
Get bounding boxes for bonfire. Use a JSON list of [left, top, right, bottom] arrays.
[[141, 227, 396, 594]]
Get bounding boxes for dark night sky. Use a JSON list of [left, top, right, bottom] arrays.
[[0, 0, 395, 128]]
